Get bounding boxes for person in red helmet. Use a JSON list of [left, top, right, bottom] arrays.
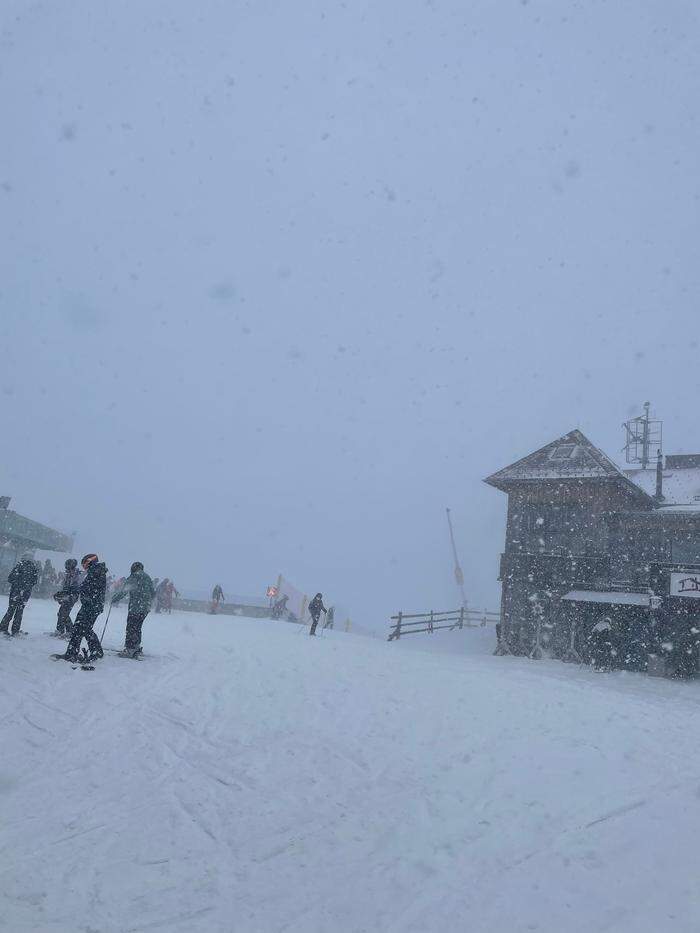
[[56, 553, 108, 662]]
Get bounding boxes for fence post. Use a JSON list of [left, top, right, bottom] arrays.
[[388, 611, 402, 641], [429, 610, 434, 633], [459, 606, 464, 629]]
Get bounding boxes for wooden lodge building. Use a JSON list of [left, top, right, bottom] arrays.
[[485, 428, 700, 676]]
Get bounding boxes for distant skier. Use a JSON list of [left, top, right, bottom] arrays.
[[209, 584, 225, 614], [0, 554, 39, 635], [52, 558, 82, 636], [271, 594, 289, 620], [308, 593, 327, 636], [588, 617, 615, 672], [154, 578, 168, 613], [41, 559, 57, 596], [324, 605, 335, 630], [162, 579, 178, 613], [112, 562, 155, 658], [57, 553, 107, 662]]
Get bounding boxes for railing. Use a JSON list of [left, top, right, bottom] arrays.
[[388, 607, 500, 641]]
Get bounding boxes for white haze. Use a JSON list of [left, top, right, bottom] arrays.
[[2, 0, 699, 628]]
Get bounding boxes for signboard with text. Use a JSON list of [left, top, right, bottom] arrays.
[[670, 572, 700, 599]]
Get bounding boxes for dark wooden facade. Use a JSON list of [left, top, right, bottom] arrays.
[[485, 430, 700, 674]]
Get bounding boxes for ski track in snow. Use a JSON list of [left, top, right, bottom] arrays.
[[1, 603, 700, 931]]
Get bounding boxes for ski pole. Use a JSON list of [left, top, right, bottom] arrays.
[[100, 601, 113, 643]]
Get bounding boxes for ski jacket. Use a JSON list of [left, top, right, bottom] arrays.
[[79, 561, 107, 613], [55, 566, 82, 600], [212, 585, 225, 602], [8, 559, 39, 597], [114, 569, 155, 615], [308, 595, 326, 618]]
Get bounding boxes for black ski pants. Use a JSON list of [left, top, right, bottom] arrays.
[[125, 610, 148, 650], [56, 597, 77, 634], [0, 591, 28, 634], [309, 611, 321, 635], [66, 606, 102, 659]]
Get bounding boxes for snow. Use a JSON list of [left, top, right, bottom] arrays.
[[3, 601, 700, 932], [625, 466, 700, 509], [562, 590, 651, 607]]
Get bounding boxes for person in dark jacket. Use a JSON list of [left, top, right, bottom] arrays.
[[53, 558, 81, 636], [209, 584, 225, 614], [0, 555, 39, 635], [58, 553, 107, 662], [154, 578, 168, 613], [588, 617, 615, 672], [308, 593, 327, 636], [41, 559, 57, 596], [271, 594, 289, 620], [112, 562, 155, 658]]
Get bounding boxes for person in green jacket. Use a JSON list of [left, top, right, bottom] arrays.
[[112, 562, 156, 658]]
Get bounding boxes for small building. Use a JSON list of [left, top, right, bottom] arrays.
[[484, 423, 700, 676], [0, 496, 73, 589]]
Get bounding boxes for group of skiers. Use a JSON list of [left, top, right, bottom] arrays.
[[1, 553, 332, 661], [1, 553, 158, 662]]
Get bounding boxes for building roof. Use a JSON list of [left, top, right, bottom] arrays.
[[562, 590, 651, 607], [0, 509, 73, 553], [624, 465, 700, 511], [484, 429, 655, 504]]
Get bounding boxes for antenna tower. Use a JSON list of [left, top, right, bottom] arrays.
[[622, 402, 663, 469]]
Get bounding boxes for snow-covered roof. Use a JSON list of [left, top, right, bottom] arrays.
[[485, 430, 653, 503], [562, 590, 651, 607], [486, 430, 621, 482], [624, 466, 700, 511]]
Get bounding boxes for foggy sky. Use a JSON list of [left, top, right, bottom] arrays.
[[2, 1, 699, 630]]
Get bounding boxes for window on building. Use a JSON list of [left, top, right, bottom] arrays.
[[671, 535, 700, 566], [548, 444, 581, 461]]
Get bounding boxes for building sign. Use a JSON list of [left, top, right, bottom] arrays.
[[670, 572, 700, 599]]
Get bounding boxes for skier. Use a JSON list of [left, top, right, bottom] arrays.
[[324, 605, 335, 630], [41, 559, 57, 596], [308, 593, 327, 636], [154, 578, 168, 613], [271, 594, 289, 620], [209, 584, 225, 614], [111, 561, 155, 658], [0, 554, 39, 635], [57, 553, 107, 662], [162, 579, 178, 614], [52, 558, 81, 636], [588, 617, 615, 672]]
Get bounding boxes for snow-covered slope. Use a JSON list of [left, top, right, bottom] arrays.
[[2, 602, 700, 932]]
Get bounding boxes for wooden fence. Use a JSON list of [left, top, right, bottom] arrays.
[[388, 607, 500, 641]]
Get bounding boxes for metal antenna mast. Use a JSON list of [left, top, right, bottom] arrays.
[[446, 508, 468, 609], [623, 402, 663, 469]]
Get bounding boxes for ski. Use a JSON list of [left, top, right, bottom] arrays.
[[103, 647, 145, 659], [50, 654, 95, 670]]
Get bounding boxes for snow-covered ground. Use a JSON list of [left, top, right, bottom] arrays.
[[2, 601, 700, 933]]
